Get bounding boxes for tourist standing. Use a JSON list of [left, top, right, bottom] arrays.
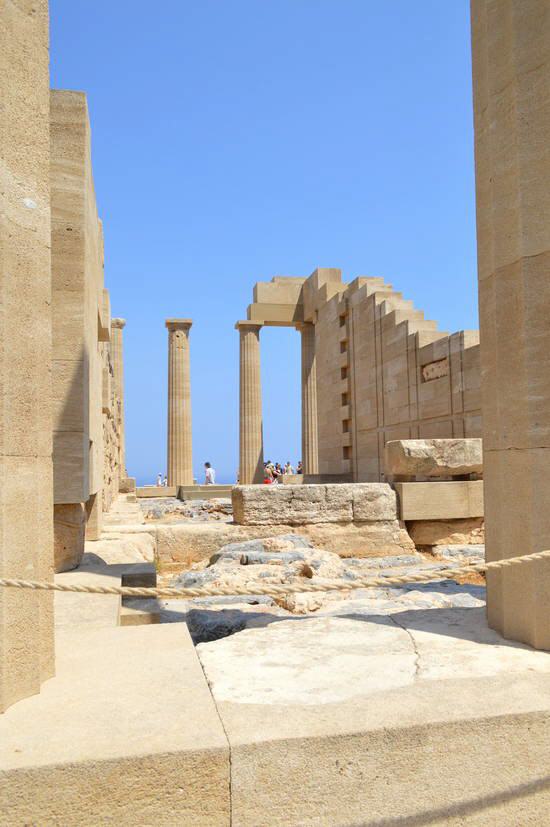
[[297, 460, 303, 474], [205, 462, 216, 485], [157, 473, 162, 486]]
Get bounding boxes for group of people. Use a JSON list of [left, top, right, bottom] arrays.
[[263, 459, 302, 484], [155, 462, 216, 487]]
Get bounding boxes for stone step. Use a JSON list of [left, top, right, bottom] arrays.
[[179, 485, 233, 501], [120, 598, 161, 626]]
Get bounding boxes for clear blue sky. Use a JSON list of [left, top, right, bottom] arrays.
[[50, 0, 477, 485]]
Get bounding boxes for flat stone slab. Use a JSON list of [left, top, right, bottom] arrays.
[[198, 608, 550, 825], [385, 438, 483, 478], [0, 624, 229, 825], [198, 606, 550, 706]]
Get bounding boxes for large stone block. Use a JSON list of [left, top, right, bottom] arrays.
[[53, 503, 86, 573], [232, 484, 348, 525], [395, 481, 484, 521], [385, 439, 483, 478], [232, 483, 397, 526]]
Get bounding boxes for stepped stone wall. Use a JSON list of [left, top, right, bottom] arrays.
[[245, 268, 481, 482], [313, 272, 481, 481]]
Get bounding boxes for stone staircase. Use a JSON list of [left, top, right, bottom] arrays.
[[102, 493, 146, 528]]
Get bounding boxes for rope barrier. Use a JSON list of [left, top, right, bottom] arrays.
[[0, 550, 549, 600]]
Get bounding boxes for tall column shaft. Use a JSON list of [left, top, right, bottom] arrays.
[[471, 0, 550, 648], [297, 323, 319, 475], [237, 322, 264, 484], [166, 320, 193, 486], [111, 318, 127, 476]]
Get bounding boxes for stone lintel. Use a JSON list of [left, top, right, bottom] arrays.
[[166, 318, 192, 331]]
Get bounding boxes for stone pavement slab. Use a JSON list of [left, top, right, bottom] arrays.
[[0, 624, 229, 826]]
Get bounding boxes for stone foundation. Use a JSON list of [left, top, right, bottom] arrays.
[[154, 520, 415, 571], [407, 518, 485, 550]]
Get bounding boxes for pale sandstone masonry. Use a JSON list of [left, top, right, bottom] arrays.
[[243, 269, 481, 482], [166, 319, 193, 486], [232, 483, 398, 525], [0, 0, 55, 712], [471, 0, 550, 648], [110, 318, 127, 476], [237, 322, 264, 484], [297, 322, 319, 474], [385, 438, 483, 479], [51, 91, 125, 570]]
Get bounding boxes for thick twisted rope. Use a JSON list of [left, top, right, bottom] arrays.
[[0, 550, 549, 600]]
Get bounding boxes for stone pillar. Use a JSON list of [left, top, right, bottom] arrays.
[[166, 319, 193, 486], [471, 0, 550, 648], [236, 322, 264, 484], [297, 323, 319, 475], [0, 0, 55, 712], [111, 318, 127, 476]]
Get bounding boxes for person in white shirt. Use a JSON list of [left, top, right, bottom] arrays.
[[157, 473, 162, 486], [204, 462, 216, 485]]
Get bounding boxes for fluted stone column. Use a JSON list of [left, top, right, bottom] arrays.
[[236, 322, 264, 484], [297, 322, 319, 475], [111, 318, 127, 476], [166, 319, 193, 486], [471, 0, 550, 648]]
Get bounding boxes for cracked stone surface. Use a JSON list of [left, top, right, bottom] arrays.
[[182, 539, 550, 706], [196, 607, 550, 706]]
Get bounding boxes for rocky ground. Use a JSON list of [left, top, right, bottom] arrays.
[[143, 535, 487, 644], [139, 497, 232, 523]]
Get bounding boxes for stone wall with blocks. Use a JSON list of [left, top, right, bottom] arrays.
[[243, 268, 481, 482]]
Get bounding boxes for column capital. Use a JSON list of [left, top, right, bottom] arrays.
[[166, 318, 193, 331], [111, 318, 126, 329], [295, 321, 314, 333], [235, 320, 263, 332]]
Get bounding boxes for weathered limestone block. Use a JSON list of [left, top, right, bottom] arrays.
[[385, 439, 483, 478], [352, 484, 397, 521], [119, 477, 136, 494], [53, 504, 86, 573], [232, 483, 397, 526], [395, 481, 484, 521], [407, 518, 485, 549]]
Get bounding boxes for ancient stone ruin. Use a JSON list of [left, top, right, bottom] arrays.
[[1, 0, 550, 824]]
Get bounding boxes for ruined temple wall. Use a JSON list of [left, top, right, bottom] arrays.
[[316, 289, 349, 477], [101, 342, 122, 514], [0, 0, 55, 712], [314, 277, 482, 481], [51, 91, 124, 565]]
